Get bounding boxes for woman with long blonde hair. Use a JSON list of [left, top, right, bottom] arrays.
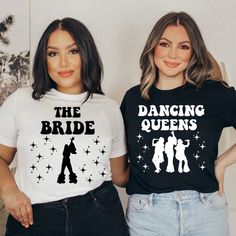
[[121, 12, 236, 236]]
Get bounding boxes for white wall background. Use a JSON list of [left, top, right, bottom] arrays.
[[3, 0, 236, 233], [30, 0, 236, 99]]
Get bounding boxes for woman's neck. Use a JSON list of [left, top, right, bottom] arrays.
[[56, 85, 85, 95], [156, 74, 185, 90]]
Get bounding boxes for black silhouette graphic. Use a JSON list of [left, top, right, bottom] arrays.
[[29, 135, 109, 184], [57, 137, 78, 184]]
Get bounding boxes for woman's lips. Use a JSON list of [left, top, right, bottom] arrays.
[[58, 71, 73, 78], [164, 61, 180, 68]]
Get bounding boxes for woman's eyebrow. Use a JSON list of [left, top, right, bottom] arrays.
[[160, 37, 191, 44], [47, 43, 77, 50]]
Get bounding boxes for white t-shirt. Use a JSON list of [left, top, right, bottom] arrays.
[[0, 87, 127, 204]]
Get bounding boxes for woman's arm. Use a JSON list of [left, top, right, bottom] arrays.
[[0, 144, 17, 191], [215, 143, 236, 196], [0, 144, 33, 228], [110, 155, 129, 188]]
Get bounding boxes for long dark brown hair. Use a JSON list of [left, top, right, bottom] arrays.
[[32, 17, 104, 101]]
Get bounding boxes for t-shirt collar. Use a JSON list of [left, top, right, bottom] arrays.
[[46, 88, 89, 102]]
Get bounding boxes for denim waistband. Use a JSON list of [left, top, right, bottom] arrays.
[[156, 190, 203, 200], [131, 190, 219, 203], [33, 181, 113, 207]]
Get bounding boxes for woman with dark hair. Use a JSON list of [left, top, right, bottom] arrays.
[[121, 12, 236, 235], [0, 18, 129, 236]]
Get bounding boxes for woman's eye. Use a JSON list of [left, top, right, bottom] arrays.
[[69, 48, 79, 54], [179, 45, 190, 50], [47, 51, 57, 57], [159, 42, 169, 47]]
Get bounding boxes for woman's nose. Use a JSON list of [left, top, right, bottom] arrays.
[[59, 54, 69, 67], [168, 46, 177, 59]]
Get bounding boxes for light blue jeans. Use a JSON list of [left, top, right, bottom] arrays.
[[127, 191, 229, 236]]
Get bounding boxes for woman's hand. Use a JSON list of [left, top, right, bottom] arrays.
[[215, 160, 226, 197], [0, 145, 32, 228], [2, 187, 33, 228]]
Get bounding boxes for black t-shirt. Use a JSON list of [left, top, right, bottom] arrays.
[[121, 80, 236, 194]]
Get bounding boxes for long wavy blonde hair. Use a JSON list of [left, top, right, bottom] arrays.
[[140, 12, 225, 100]]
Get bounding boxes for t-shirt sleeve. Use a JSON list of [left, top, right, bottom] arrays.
[[218, 86, 236, 129], [110, 104, 127, 158], [120, 92, 128, 130], [0, 91, 18, 147]]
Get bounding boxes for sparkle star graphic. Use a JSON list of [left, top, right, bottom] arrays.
[[143, 164, 148, 169], [100, 146, 106, 155], [94, 159, 100, 165], [200, 144, 206, 149], [44, 136, 50, 145], [37, 175, 43, 183], [80, 165, 86, 173], [100, 169, 106, 177], [30, 142, 37, 151], [137, 154, 142, 160], [30, 164, 37, 173], [142, 145, 148, 151], [50, 146, 56, 155], [142, 164, 149, 173], [84, 148, 90, 155], [93, 136, 100, 145], [87, 175, 93, 183], [194, 134, 200, 140], [46, 164, 52, 173], [37, 154, 43, 162], [199, 164, 205, 170], [137, 154, 143, 163], [137, 134, 142, 139], [194, 154, 200, 159]]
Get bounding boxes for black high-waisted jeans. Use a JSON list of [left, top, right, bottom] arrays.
[[5, 181, 129, 236]]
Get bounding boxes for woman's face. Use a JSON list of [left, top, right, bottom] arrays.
[[46, 29, 83, 94], [154, 25, 192, 80]]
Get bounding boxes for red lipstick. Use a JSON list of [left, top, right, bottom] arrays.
[[58, 71, 73, 78], [164, 61, 179, 68]]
